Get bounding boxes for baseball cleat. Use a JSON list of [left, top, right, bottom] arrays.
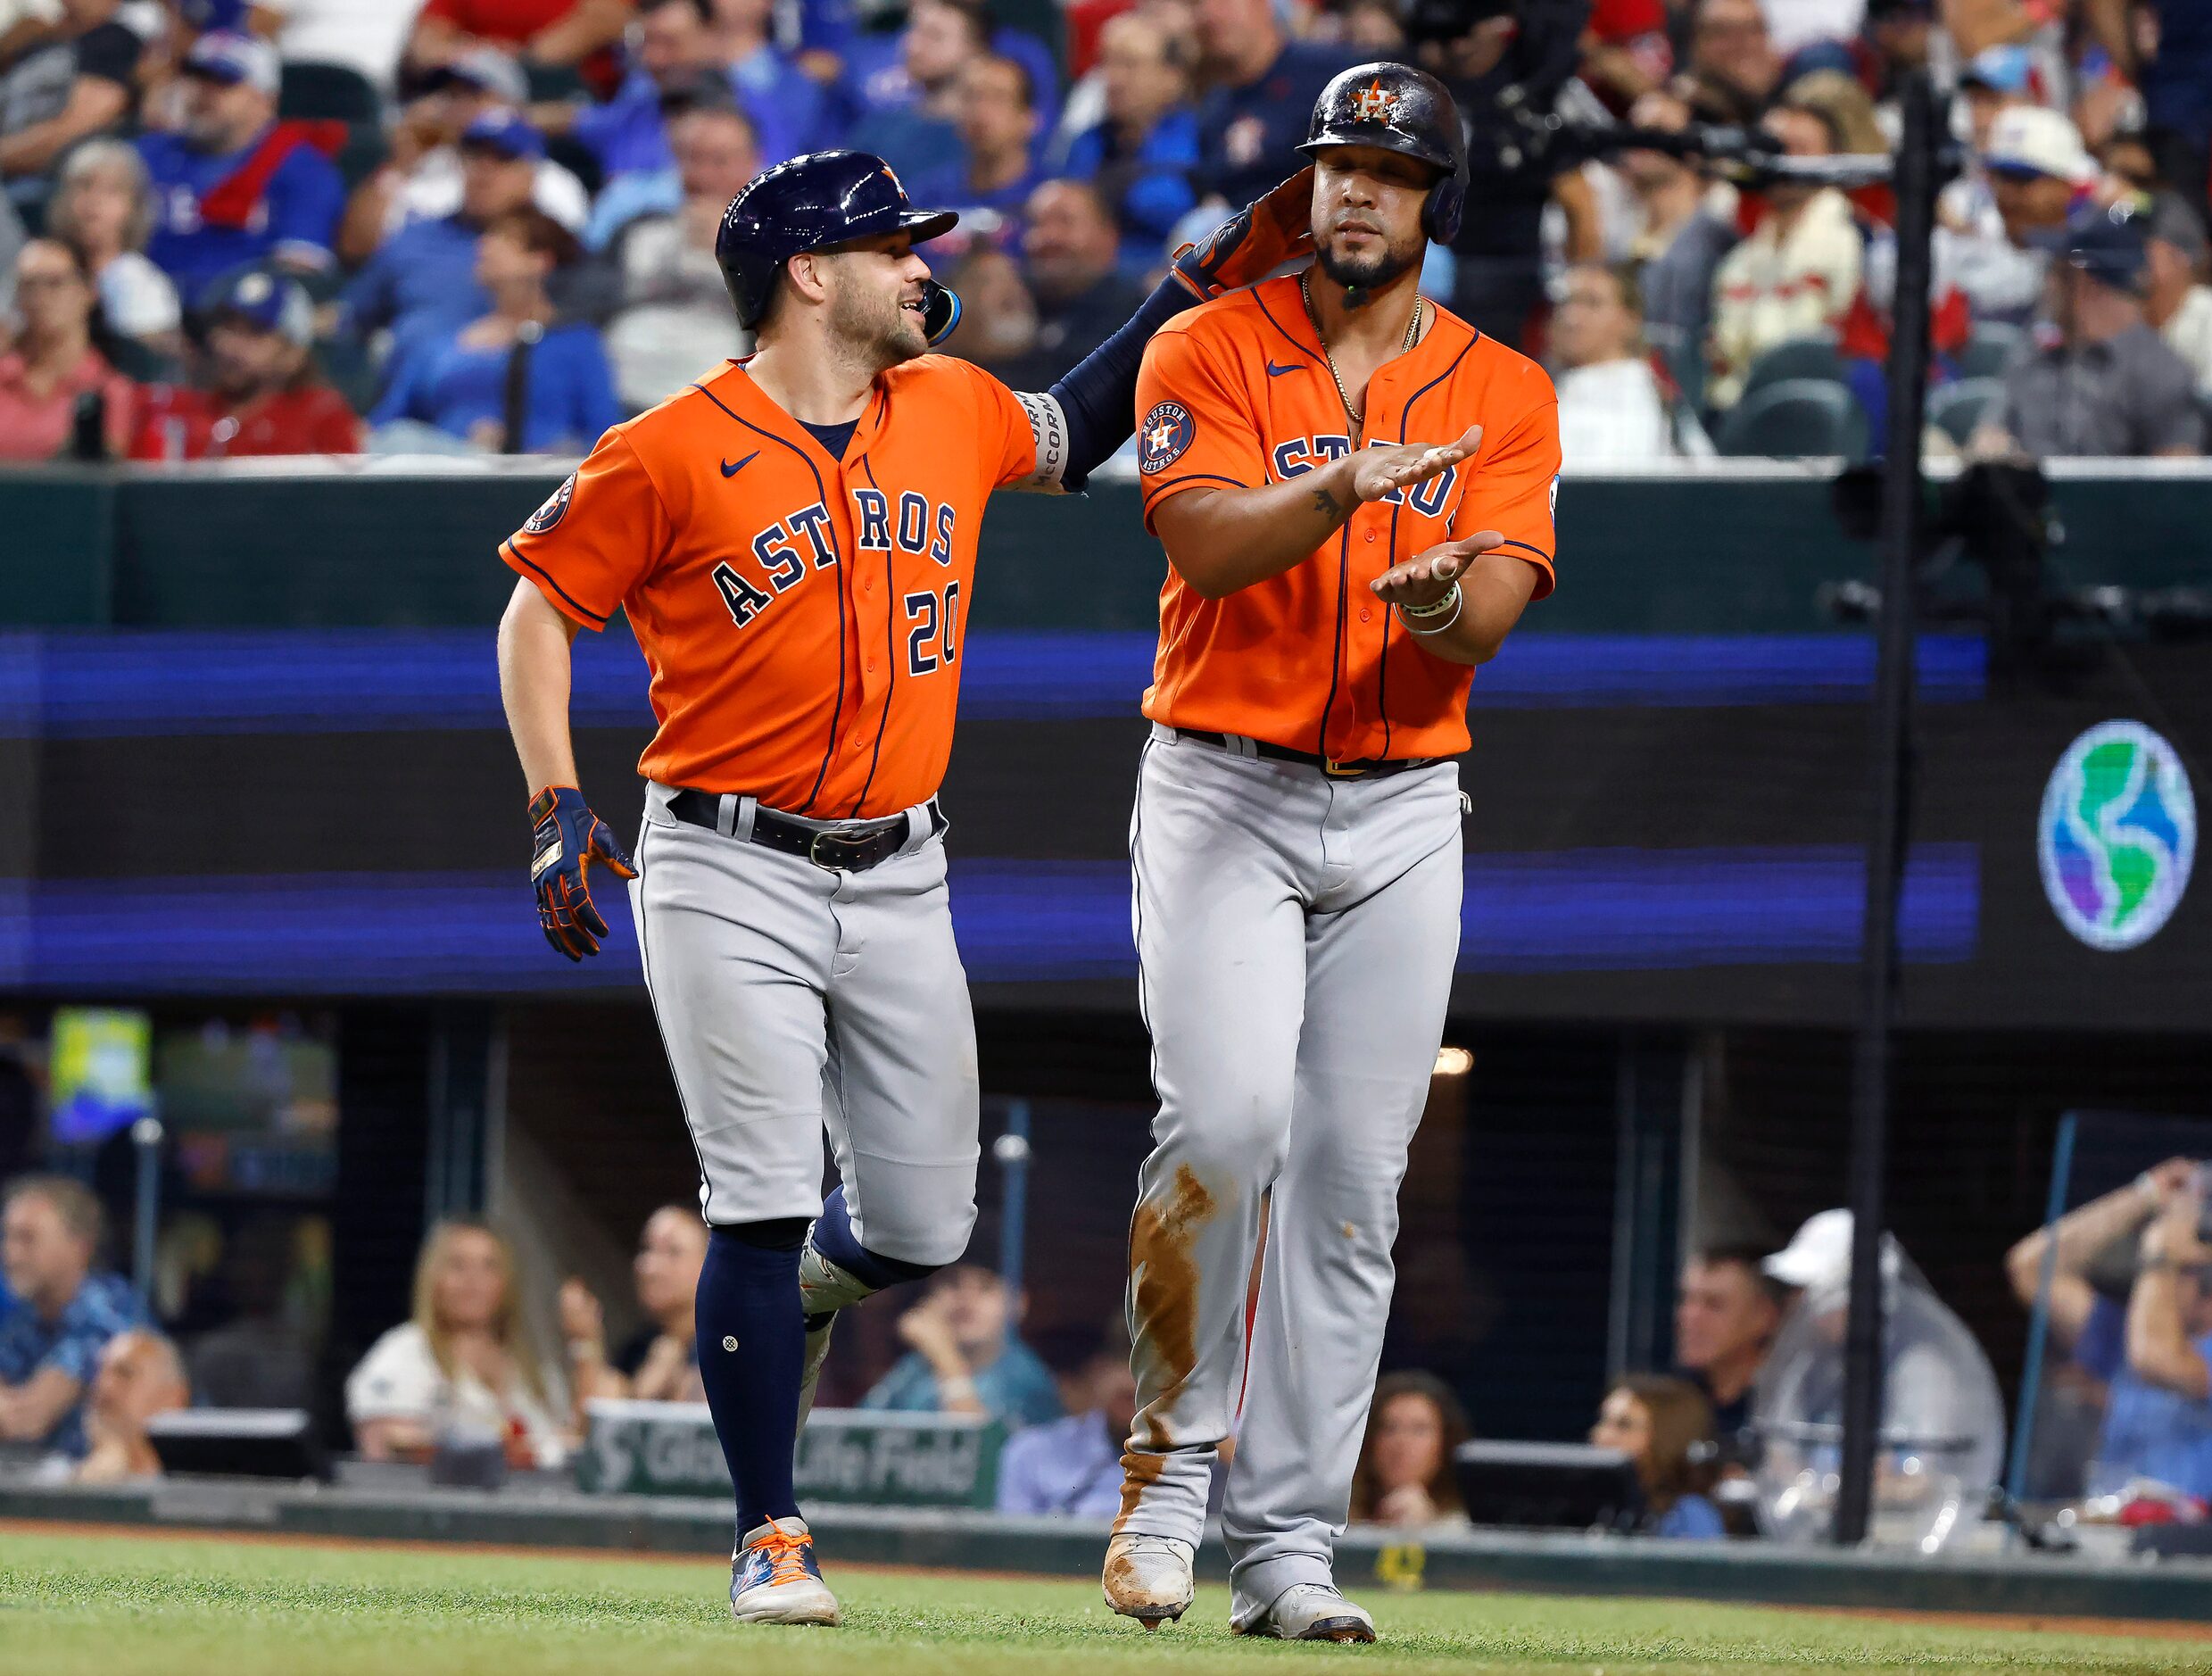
[[1231, 1582, 1377, 1643], [730, 1515, 841, 1625], [1102, 1532, 1195, 1627], [797, 1238, 872, 1432]]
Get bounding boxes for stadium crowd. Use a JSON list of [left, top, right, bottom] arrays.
[[5, 1144, 2209, 1534], [0, 0, 2210, 463]]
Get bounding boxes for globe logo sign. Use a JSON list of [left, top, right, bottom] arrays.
[[2038, 721, 2196, 951]]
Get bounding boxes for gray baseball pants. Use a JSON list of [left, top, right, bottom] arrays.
[[1118, 725, 1463, 1614], [628, 780, 980, 1260]]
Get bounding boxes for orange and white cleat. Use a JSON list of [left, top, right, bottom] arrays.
[[730, 1515, 841, 1626]]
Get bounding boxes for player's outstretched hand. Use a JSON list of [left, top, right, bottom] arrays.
[[1350, 423, 1483, 504], [529, 785, 638, 961], [1371, 529, 1505, 612], [1172, 168, 1316, 300]]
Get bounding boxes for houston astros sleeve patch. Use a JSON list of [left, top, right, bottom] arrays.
[[1139, 402, 1195, 475], [525, 474, 576, 533]]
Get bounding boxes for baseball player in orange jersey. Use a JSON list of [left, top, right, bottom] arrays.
[[495, 150, 1311, 1626], [1103, 65, 1562, 1640]]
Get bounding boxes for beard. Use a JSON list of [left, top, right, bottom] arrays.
[[826, 271, 929, 369], [1316, 236, 1422, 303]]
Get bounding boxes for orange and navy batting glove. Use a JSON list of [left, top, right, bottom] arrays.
[[1172, 167, 1316, 300], [528, 786, 637, 961]]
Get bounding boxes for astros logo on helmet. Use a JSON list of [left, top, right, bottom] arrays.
[[1298, 62, 1469, 245]]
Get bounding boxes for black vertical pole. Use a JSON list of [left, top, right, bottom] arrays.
[[1835, 71, 1941, 1547]]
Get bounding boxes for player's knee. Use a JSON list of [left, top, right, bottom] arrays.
[[847, 1194, 977, 1271], [1162, 1082, 1293, 1182]]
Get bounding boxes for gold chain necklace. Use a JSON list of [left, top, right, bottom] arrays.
[[1301, 270, 1422, 438]]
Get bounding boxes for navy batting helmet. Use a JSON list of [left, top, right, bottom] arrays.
[[1297, 62, 1468, 245], [716, 149, 962, 339]]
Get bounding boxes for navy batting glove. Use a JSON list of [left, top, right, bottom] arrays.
[[529, 785, 636, 961], [1172, 167, 1316, 300]]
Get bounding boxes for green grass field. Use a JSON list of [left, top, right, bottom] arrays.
[[2, 1527, 2206, 1676]]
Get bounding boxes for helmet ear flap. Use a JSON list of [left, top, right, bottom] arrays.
[[922, 279, 961, 345], [1422, 175, 1465, 245]]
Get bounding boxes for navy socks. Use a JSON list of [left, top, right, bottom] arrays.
[[697, 1221, 808, 1534], [808, 1184, 941, 1295]]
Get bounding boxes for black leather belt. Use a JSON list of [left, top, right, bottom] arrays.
[[666, 790, 944, 872], [1168, 729, 1430, 781]]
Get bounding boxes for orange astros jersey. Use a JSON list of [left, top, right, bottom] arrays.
[[1134, 272, 1561, 763], [503, 355, 1052, 818]]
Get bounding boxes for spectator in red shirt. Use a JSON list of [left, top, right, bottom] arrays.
[[408, 0, 634, 79], [129, 268, 362, 459], [0, 238, 137, 461]]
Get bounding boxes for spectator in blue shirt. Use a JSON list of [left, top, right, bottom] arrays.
[[554, 0, 827, 186], [372, 205, 621, 452], [339, 110, 546, 352], [709, 0, 833, 163], [1019, 178, 1147, 381], [138, 31, 345, 296], [2007, 1158, 2195, 1497], [1592, 1374, 1726, 1540], [1059, 11, 1201, 278], [1190, 0, 1355, 211], [584, 78, 755, 250], [996, 1332, 1138, 1516], [845, 0, 985, 195], [0, 1175, 144, 1460], [860, 1265, 1063, 1431], [927, 52, 1044, 235], [2093, 1182, 2212, 1501]]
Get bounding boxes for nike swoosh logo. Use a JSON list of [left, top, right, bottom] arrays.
[[720, 452, 759, 477], [1265, 361, 1300, 378]]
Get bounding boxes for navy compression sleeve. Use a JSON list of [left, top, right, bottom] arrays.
[[1042, 273, 1197, 493]]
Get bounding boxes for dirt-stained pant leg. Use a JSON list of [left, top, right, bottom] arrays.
[[1117, 734, 1310, 1543], [1222, 826, 1462, 1612]]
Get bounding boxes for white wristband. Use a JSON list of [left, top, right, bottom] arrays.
[[1398, 588, 1463, 635], [1396, 581, 1460, 619]]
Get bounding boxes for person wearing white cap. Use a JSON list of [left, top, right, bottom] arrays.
[[1752, 1209, 2008, 1547], [136, 30, 345, 294], [1984, 104, 2097, 242], [1935, 104, 2097, 328], [1763, 1208, 1902, 1294]]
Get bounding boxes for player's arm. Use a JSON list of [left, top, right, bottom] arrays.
[[499, 577, 584, 793], [1371, 396, 1561, 665], [998, 171, 1317, 494], [1152, 429, 1482, 601], [0, 73, 128, 178], [2005, 1160, 2184, 1345], [2127, 1193, 2212, 1399], [497, 446, 666, 961], [0, 1367, 83, 1442], [498, 577, 635, 960], [1366, 538, 1538, 667]]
